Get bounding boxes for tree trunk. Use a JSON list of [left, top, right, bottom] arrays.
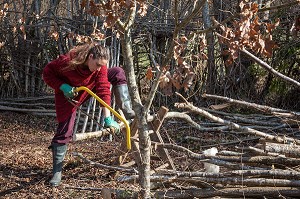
[[119, 6, 151, 197], [202, 0, 216, 94]]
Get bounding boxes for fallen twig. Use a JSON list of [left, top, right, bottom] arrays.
[[72, 152, 138, 174]]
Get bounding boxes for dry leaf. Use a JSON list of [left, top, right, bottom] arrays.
[[171, 76, 181, 90], [182, 72, 195, 92], [209, 103, 231, 110], [145, 67, 153, 80], [0, 41, 5, 49]]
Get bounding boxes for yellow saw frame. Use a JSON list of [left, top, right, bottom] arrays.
[[75, 86, 131, 150]]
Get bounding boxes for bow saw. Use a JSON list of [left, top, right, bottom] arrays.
[[69, 86, 131, 150]]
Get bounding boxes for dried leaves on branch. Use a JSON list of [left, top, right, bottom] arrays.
[[217, 0, 279, 66]]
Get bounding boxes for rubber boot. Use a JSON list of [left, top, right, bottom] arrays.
[[113, 84, 135, 119], [49, 143, 67, 187]]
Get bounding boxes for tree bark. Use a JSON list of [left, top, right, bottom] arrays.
[[116, 1, 152, 197], [154, 187, 300, 198], [264, 142, 300, 158], [202, 0, 216, 94]]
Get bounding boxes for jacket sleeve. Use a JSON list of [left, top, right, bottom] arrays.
[[95, 65, 111, 106], [42, 55, 69, 91]]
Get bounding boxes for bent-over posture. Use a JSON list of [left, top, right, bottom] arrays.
[[43, 42, 135, 186]]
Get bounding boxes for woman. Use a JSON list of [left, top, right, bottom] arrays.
[[43, 42, 134, 186]]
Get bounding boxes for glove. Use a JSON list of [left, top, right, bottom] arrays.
[[104, 116, 120, 134], [60, 83, 77, 98]]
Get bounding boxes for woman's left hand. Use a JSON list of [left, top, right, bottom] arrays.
[[104, 116, 120, 134]]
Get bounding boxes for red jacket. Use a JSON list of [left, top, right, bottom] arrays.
[[43, 53, 111, 122]]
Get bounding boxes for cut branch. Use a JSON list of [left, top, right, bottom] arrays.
[[155, 169, 300, 179], [0, 104, 55, 114], [73, 128, 114, 141], [264, 142, 300, 158], [241, 48, 300, 88], [203, 93, 300, 117], [165, 111, 230, 131], [174, 95, 300, 145], [119, 174, 300, 187], [154, 187, 300, 198], [72, 152, 138, 174]]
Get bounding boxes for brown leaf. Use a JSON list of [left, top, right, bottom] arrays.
[[80, 0, 88, 8], [222, 50, 231, 56], [0, 41, 5, 49], [173, 45, 182, 60], [159, 73, 170, 89], [266, 19, 280, 33], [91, 32, 105, 40], [4, 3, 8, 10], [171, 78, 181, 90], [180, 36, 188, 43], [240, 19, 251, 38], [250, 2, 259, 13], [177, 57, 184, 65], [249, 28, 258, 38], [182, 72, 195, 92], [197, 35, 207, 57], [88, 1, 101, 16], [225, 56, 234, 66], [159, 71, 173, 95], [264, 37, 277, 57], [161, 81, 173, 96], [145, 67, 153, 80], [106, 13, 116, 27], [209, 103, 231, 110], [50, 31, 59, 41], [252, 16, 261, 33], [239, 0, 246, 10], [111, 1, 120, 11], [138, 3, 148, 17], [161, 65, 170, 73]]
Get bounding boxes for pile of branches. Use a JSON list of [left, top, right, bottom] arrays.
[[71, 93, 300, 198], [0, 96, 56, 116], [149, 94, 300, 198]]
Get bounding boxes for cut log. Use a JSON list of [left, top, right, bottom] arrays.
[[264, 142, 300, 158], [73, 128, 113, 141], [154, 187, 300, 198]]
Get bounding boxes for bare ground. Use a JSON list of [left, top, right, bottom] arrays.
[[0, 111, 138, 199]]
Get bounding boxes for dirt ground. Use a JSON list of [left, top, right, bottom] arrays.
[[0, 111, 138, 199], [2, 110, 300, 198]]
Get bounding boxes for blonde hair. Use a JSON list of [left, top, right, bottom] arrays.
[[63, 42, 110, 71]]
